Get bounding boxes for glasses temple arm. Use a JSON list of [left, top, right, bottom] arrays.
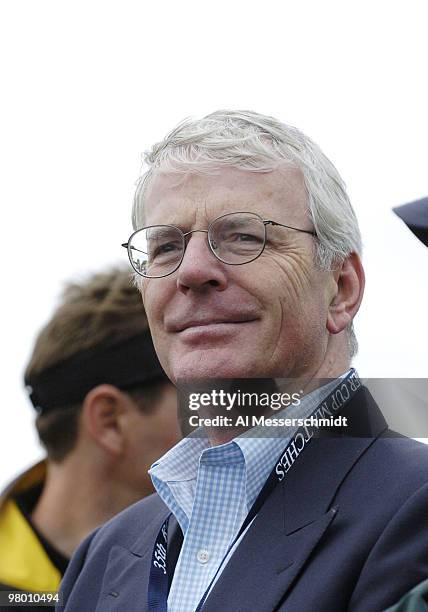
[[121, 243, 147, 254], [264, 220, 317, 236]]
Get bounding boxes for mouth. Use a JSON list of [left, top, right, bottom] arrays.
[[175, 318, 259, 333], [167, 313, 258, 334]]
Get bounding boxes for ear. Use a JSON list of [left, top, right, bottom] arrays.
[[326, 252, 365, 335], [81, 384, 130, 456]]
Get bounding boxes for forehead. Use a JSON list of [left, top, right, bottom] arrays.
[[143, 166, 309, 228]]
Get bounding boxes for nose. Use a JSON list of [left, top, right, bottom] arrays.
[[176, 232, 228, 293]]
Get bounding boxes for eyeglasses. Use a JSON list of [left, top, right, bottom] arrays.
[[122, 211, 317, 278]]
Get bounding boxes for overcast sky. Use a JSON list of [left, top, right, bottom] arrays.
[[1, 0, 427, 488]]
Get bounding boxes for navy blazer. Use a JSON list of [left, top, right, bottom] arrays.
[[58, 388, 428, 611]]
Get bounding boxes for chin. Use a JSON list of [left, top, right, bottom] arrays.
[[169, 350, 262, 383]]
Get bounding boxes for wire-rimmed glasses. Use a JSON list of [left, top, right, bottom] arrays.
[[122, 211, 316, 278]]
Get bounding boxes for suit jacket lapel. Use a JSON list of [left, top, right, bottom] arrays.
[[202, 387, 388, 612], [200, 476, 338, 612], [95, 506, 171, 612]]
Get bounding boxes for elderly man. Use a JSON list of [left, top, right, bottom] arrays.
[[59, 111, 428, 612]]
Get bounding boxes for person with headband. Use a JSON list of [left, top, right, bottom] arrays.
[[60, 112, 428, 612], [0, 267, 180, 608]]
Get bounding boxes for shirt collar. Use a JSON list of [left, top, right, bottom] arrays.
[[150, 370, 354, 512]]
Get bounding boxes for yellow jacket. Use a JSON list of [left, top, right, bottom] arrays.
[[0, 461, 62, 592]]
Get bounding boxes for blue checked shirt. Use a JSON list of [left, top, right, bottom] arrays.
[[149, 374, 350, 612]]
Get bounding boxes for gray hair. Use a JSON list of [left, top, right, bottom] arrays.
[[132, 110, 362, 357]]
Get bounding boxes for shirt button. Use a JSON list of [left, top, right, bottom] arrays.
[[197, 549, 210, 564]]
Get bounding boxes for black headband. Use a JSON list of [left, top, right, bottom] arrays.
[[25, 332, 168, 413]]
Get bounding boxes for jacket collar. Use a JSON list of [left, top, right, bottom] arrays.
[[0, 460, 46, 510]]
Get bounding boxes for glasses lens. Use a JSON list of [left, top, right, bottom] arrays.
[[128, 225, 184, 277], [209, 213, 266, 264]]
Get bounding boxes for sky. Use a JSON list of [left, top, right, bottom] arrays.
[[1, 0, 427, 488]]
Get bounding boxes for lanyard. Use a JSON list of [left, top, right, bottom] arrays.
[[148, 369, 361, 612]]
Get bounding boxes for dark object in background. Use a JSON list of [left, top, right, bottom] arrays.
[[393, 197, 428, 247]]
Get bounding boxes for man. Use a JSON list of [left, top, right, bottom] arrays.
[[59, 111, 428, 612], [0, 267, 180, 605]]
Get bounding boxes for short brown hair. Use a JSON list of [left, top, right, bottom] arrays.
[[25, 266, 162, 462]]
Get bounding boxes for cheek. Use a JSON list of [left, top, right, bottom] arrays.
[[143, 281, 166, 327], [248, 257, 305, 322], [273, 250, 314, 300], [267, 249, 318, 312], [278, 285, 329, 361], [141, 284, 169, 363], [255, 257, 325, 345]]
